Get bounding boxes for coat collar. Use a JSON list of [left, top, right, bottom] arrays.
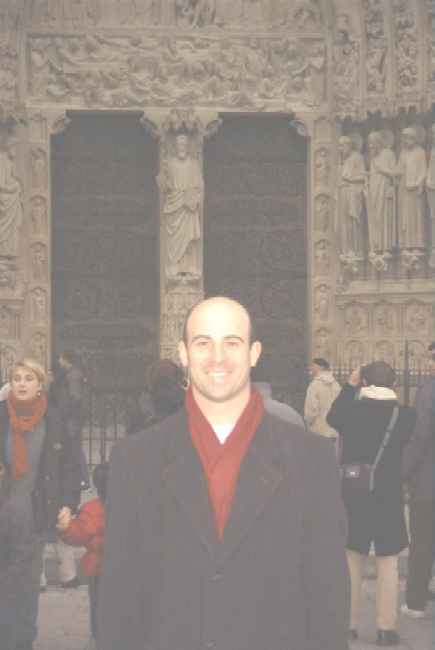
[[164, 411, 286, 565]]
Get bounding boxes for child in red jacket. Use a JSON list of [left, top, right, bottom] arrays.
[[57, 462, 108, 643]]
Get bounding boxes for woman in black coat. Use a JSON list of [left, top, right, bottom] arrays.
[[0, 358, 81, 650], [327, 361, 415, 647]]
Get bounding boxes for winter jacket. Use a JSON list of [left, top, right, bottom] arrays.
[[304, 371, 341, 438], [402, 376, 435, 502], [60, 497, 105, 577]]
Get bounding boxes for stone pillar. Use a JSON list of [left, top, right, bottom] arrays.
[[142, 109, 221, 361], [307, 115, 337, 365], [23, 109, 71, 369]]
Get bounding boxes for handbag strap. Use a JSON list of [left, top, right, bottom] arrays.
[[369, 405, 399, 491]]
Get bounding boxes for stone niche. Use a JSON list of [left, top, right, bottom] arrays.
[[0, 0, 433, 390]]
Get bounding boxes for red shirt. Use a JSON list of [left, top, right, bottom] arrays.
[[61, 497, 105, 577]]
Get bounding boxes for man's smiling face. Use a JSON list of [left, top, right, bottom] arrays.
[[178, 298, 261, 410]]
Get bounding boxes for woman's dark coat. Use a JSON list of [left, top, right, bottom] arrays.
[[327, 384, 416, 556], [98, 410, 350, 650], [0, 400, 81, 533], [402, 376, 434, 502]]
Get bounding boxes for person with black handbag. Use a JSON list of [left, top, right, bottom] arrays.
[[327, 361, 416, 647]]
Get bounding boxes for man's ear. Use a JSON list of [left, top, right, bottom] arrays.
[[178, 340, 188, 368], [250, 341, 262, 367]]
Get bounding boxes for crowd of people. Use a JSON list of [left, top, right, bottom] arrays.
[[0, 296, 433, 650]]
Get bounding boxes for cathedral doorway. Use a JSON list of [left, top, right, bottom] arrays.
[[51, 113, 159, 391], [204, 115, 308, 410]]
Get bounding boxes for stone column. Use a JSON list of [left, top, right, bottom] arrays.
[[23, 109, 71, 369], [142, 109, 221, 361], [307, 115, 337, 365]]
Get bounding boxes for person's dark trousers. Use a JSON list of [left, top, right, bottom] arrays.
[[88, 575, 100, 640], [406, 499, 433, 610]]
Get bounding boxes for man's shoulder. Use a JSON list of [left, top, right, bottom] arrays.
[[111, 410, 188, 467], [262, 412, 333, 462]]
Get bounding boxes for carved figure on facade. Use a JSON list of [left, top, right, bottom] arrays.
[[175, 0, 215, 27], [333, 13, 360, 117], [29, 332, 47, 367], [31, 148, 48, 191], [314, 194, 330, 232], [396, 127, 427, 252], [0, 132, 23, 258], [313, 327, 331, 360], [406, 341, 427, 369], [344, 340, 364, 367], [365, 0, 387, 96], [30, 243, 48, 283], [314, 284, 329, 321], [0, 305, 20, 339], [313, 239, 331, 275], [314, 147, 330, 186], [425, 123, 435, 268], [373, 303, 397, 338], [30, 288, 47, 323], [375, 340, 395, 366], [344, 304, 368, 337], [335, 134, 366, 262], [392, 0, 419, 94], [30, 196, 47, 236], [405, 302, 429, 336], [1, 345, 16, 381], [158, 133, 203, 282], [0, 259, 18, 291], [366, 130, 396, 266]]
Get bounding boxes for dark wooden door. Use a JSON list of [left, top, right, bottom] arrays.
[[51, 114, 159, 390], [204, 115, 307, 411]]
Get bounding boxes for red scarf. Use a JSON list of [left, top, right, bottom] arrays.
[[7, 392, 48, 480], [186, 386, 264, 538]]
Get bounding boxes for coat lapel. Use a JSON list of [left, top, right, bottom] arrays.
[[164, 425, 219, 556], [164, 413, 285, 564], [217, 419, 284, 563]]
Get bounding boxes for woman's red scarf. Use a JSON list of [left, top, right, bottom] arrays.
[[185, 386, 264, 538], [7, 392, 48, 480]]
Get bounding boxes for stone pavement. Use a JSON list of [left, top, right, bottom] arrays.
[[35, 576, 433, 650]]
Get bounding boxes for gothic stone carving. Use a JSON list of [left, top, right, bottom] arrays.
[[396, 127, 427, 252], [0, 3, 25, 125], [30, 242, 48, 283], [29, 331, 47, 367], [158, 132, 203, 282], [333, 12, 361, 119], [336, 134, 365, 262], [426, 123, 435, 267], [313, 239, 331, 276], [0, 304, 20, 339], [392, 0, 420, 100], [314, 283, 330, 322], [28, 34, 327, 110], [0, 130, 23, 257], [365, 0, 388, 99], [344, 304, 368, 337], [30, 287, 48, 324], [0, 344, 17, 381], [373, 302, 398, 338], [30, 195, 47, 236], [366, 131, 396, 258]]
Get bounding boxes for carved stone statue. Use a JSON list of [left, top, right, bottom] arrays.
[[426, 123, 435, 267], [396, 127, 427, 251], [159, 134, 203, 281], [336, 135, 366, 260], [366, 131, 396, 254], [0, 135, 23, 258]]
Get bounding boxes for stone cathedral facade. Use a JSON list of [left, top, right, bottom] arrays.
[[0, 0, 434, 405]]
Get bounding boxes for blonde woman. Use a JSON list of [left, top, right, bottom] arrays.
[[0, 358, 81, 650]]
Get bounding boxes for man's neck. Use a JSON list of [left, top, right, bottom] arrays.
[[192, 387, 251, 427]]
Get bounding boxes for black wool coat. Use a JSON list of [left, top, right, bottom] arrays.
[[98, 410, 350, 650], [327, 384, 416, 556], [0, 400, 81, 533], [402, 376, 435, 502]]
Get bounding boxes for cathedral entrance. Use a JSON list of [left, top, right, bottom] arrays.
[[204, 115, 307, 410], [51, 114, 159, 392]]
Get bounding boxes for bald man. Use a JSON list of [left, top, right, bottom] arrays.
[[98, 297, 349, 650]]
